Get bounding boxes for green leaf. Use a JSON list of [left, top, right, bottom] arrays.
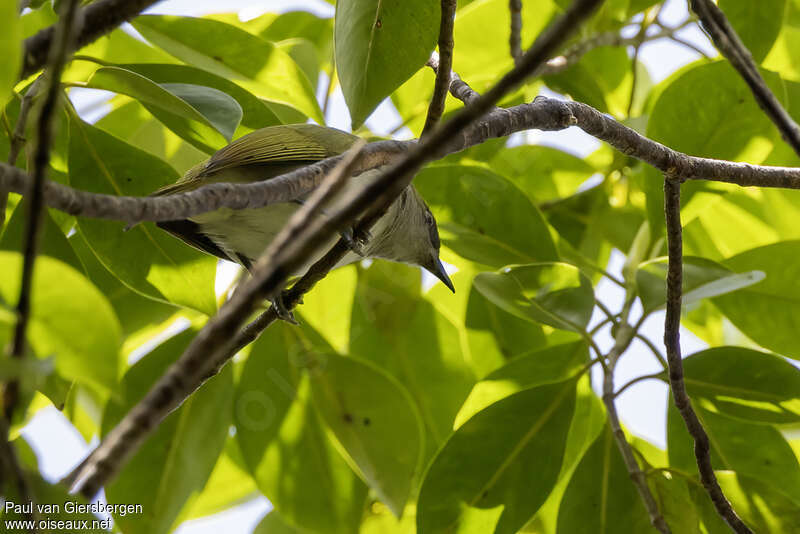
[[525, 375, 607, 534], [132, 15, 323, 124], [68, 117, 217, 315], [415, 164, 558, 268], [682, 347, 800, 425], [668, 403, 800, 505], [417, 379, 576, 534], [635, 256, 765, 314], [179, 437, 257, 521], [488, 145, 596, 204], [235, 323, 367, 534], [254, 511, 305, 534], [117, 63, 281, 131], [334, 0, 439, 127], [310, 354, 424, 517], [0, 251, 120, 393], [0, 0, 21, 107], [719, 0, 785, 62], [85, 66, 239, 152], [298, 265, 357, 354], [473, 263, 595, 332], [350, 262, 484, 461], [763, 0, 800, 80], [643, 61, 782, 232], [455, 341, 588, 427], [557, 425, 652, 533], [103, 329, 233, 534], [544, 46, 635, 117], [1, 201, 83, 272], [714, 240, 800, 359], [649, 473, 703, 533], [452, 0, 557, 91], [691, 472, 800, 533]]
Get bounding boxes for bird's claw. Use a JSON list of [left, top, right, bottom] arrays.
[[271, 292, 298, 325], [341, 227, 372, 256]]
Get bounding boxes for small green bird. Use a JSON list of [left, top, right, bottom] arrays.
[[153, 123, 454, 296]]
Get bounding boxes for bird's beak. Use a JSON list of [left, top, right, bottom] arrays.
[[429, 258, 455, 293]]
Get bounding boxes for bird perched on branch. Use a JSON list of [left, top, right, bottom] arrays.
[[152, 123, 454, 313]]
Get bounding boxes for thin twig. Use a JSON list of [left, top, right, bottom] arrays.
[[5, 0, 82, 418], [691, 0, 800, 158], [1, 76, 45, 227], [509, 0, 523, 65], [601, 304, 671, 533], [0, 417, 37, 532], [614, 371, 665, 398], [635, 332, 668, 370], [421, 0, 457, 137], [66, 0, 605, 499], [663, 178, 752, 533]]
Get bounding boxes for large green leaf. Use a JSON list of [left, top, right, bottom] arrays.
[[117, 63, 281, 132], [668, 403, 800, 505], [635, 256, 764, 313], [68, 117, 217, 315], [350, 262, 484, 461], [643, 61, 782, 232], [417, 379, 576, 534], [690, 472, 800, 533], [85, 66, 240, 153], [103, 329, 233, 534], [415, 165, 558, 268], [682, 347, 800, 425], [473, 263, 595, 332], [180, 437, 258, 521], [455, 341, 588, 427], [714, 240, 800, 359], [310, 354, 424, 517], [0, 0, 20, 107], [488, 145, 595, 204], [557, 425, 652, 533], [0, 251, 120, 393], [334, 0, 439, 127], [235, 323, 367, 534], [763, 0, 800, 80], [719, 0, 785, 62], [132, 15, 322, 124]]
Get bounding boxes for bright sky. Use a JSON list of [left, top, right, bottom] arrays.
[[19, 0, 718, 532]]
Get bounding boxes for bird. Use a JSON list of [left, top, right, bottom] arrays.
[[151, 123, 455, 316]]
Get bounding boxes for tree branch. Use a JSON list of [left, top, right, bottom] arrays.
[[601, 309, 671, 533], [21, 0, 159, 80], [5, 0, 81, 417], [422, 0, 457, 136], [663, 178, 753, 534], [509, 0, 523, 64], [8, 94, 800, 229], [690, 0, 800, 158], [1, 76, 44, 227], [65, 0, 604, 498]]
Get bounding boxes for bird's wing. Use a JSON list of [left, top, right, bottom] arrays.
[[152, 124, 359, 196]]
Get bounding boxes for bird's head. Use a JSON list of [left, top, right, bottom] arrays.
[[368, 186, 454, 293]]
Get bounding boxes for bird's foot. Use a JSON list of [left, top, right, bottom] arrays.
[[270, 292, 299, 325], [341, 227, 372, 256]]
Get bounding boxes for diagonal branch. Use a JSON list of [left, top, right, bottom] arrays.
[[21, 0, 159, 80], [422, 0, 457, 136], [663, 178, 753, 534], [690, 0, 800, 158], [1, 76, 45, 227], [66, 0, 605, 499], [509, 0, 523, 64]]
